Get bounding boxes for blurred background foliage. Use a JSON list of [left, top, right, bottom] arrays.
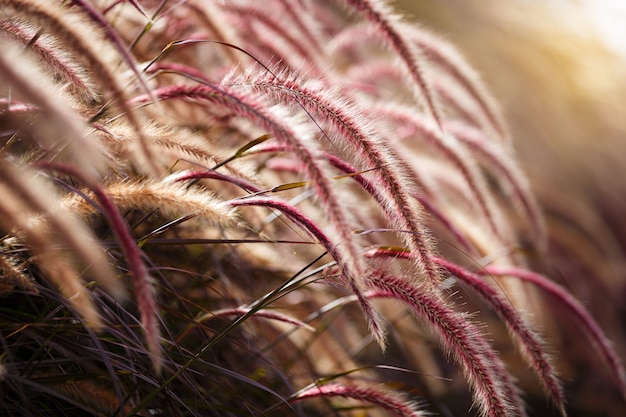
[[397, 1, 626, 414], [396, 0, 626, 237]]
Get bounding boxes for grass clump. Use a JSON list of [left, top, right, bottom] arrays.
[[0, 1, 624, 416]]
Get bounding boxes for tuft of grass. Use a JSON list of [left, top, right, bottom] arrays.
[[0, 1, 624, 416]]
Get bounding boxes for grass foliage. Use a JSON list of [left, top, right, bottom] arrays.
[[0, 1, 624, 416]]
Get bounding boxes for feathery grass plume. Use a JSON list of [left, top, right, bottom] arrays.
[[292, 383, 424, 417], [335, 0, 443, 130], [336, 26, 502, 135], [184, 0, 243, 64], [368, 102, 509, 245], [244, 141, 432, 233], [483, 265, 626, 401], [365, 247, 565, 415], [227, 68, 441, 288], [229, 195, 387, 348], [330, 22, 506, 141], [0, 43, 104, 175], [0, 20, 97, 101], [132, 82, 388, 343], [412, 192, 477, 254], [1, 0, 158, 174], [0, 180, 102, 330], [343, 59, 494, 142], [365, 273, 525, 417], [62, 179, 237, 227], [2, 0, 622, 415], [343, 60, 407, 97], [0, 252, 36, 295], [37, 162, 165, 372], [276, 0, 325, 55], [321, 147, 482, 258], [299, 146, 475, 255], [223, 4, 323, 73], [68, 0, 154, 103], [0, 163, 122, 299], [196, 307, 315, 332], [55, 172, 241, 374], [152, 130, 226, 167], [445, 121, 547, 252], [0, 161, 118, 309], [437, 258, 564, 415], [94, 119, 262, 191], [405, 25, 509, 144]]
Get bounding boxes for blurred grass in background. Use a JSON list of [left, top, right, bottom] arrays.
[[397, 0, 626, 195], [396, 1, 626, 414]]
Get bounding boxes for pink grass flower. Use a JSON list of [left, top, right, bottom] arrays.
[[293, 383, 424, 417], [484, 265, 626, 401]]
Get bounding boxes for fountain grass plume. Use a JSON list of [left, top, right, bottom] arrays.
[[365, 246, 565, 415], [483, 265, 626, 402], [367, 275, 525, 417], [336, 0, 443, 129], [2, 0, 158, 174], [225, 66, 441, 288], [292, 383, 424, 417], [229, 195, 387, 348]]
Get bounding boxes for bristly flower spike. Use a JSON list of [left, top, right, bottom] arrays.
[[134, 79, 389, 346], [366, 273, 526, 417], [406, 25, 509, 143], [484, 265, 626, 402], [446, 121, 547, 252], [69, 0, 155, 103], [3, 0, 159, 175], [38, 162, 163, 373], [0, 20, 97, 101], [227, 68, 442, 289], [229, 196, 387, 348], [223, 3, 323, 73], [369, 103, 509, 245], [0, 172, 103, 330], [366, 245, 565, 416], [336, 0, 443, 130], [292, 383, 425, 417]]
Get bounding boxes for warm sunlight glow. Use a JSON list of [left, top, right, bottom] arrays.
[[583, 0, 626, 57]]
